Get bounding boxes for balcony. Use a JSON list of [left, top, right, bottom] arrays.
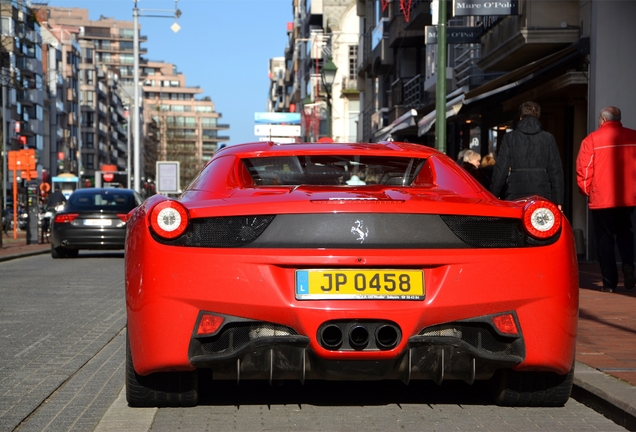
[[370, 19, 392, 74], [478, 15, 580, 72], [453, 45, 503, 89], [388, 11, 426, 48]]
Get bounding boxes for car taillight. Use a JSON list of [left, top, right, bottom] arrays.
[[149, 200, 189, 239], [54, 213, 79, 224], [522, 200, 561, 239]]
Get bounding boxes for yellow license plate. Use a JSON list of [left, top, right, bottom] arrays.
[[295, 269, 424, 300]]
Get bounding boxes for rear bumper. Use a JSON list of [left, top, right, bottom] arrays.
[[51, 225, 126, 249], [186, 313, 524, 383], [126, 224, 578, 379]]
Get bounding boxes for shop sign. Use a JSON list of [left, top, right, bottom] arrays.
[[425, 26, 482, 44], [453, 0, 518, 16]]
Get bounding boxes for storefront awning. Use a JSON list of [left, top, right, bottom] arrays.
[[374, 109, 418, 141], [417, 94, 466, 136], [417, 41, 586, 137]]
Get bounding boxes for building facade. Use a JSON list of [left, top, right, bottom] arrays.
[[275, 0, 360, 143], [142, 60, 229, 190]]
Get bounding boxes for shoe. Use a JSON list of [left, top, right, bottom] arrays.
[[601, 287, 614, 293], [624, 264, 635, 290]]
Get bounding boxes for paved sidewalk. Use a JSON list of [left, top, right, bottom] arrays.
[[1, 230, 635, 428]]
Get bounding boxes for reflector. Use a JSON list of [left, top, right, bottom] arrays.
[[197, 314, 224, 336], [492, 314, 519, 335]]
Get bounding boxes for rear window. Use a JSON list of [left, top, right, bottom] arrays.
[[68, 191, 136, 212], [242, 155, 426, 186]]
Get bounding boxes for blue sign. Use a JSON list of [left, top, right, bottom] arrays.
[[254, 112, 301, 125]]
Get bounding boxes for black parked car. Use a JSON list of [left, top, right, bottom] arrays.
[[50, 188, 143, 258]]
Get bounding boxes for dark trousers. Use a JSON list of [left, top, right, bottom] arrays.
[[591, 207, 635, 288]]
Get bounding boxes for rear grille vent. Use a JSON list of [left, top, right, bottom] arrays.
[[153, 215, 276, 247], [419, 323, 518, 356], [197, 323, 297, 359], [440, 215, 559, 247]]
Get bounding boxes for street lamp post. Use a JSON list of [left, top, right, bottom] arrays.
[[320, 58, 338, 139], [132, 0, 181, 193]]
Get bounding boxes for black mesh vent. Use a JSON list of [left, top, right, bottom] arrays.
[[154, 215, 276, 247], [440, 215, 559, 248], [419, 323, 517, 356], [199, 323, 297, 358]]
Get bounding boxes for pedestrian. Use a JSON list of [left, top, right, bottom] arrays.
[[461, 150, 483, 184], [457, 149, 468, 164], [480, 154, 496, 190], [47, 186, 67, 210], [576, 106, 636, 292], [490, 101, 564, 209]]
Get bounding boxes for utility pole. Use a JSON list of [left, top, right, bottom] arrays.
[[435, 0, 447, 153], [132, 0, 181, 193]]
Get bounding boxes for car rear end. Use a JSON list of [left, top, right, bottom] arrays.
[[125, 142, 578, 407], [51, 188, 140, 255]]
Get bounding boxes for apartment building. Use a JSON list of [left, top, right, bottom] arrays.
[[1, 0, 45, 153], [39, 23, 81, 178], [142, 60, 229, 189], [280, 0, 359, 143], [41, 6, 140, 185]]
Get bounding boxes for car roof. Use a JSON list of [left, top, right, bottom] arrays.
[[70, 188, 135, 195], [215, 141, 445, 158]]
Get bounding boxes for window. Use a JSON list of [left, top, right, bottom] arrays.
[[84, 48, 93, 63], [120, 29, 134, 39], [85, 133, 94, 148], [86, 69, 94, 84], [349, 45, 358, 80], [86, 154, 94, 169], [201, 117, 217, 127], [242, 155, 426, 187], [0, 17, 14, 37], [120, 54, 134, 65]]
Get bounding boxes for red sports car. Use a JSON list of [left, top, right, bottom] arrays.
[[125, 141, 578, 408]]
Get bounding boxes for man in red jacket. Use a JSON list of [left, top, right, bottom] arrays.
[[576, 106, 636, 292]]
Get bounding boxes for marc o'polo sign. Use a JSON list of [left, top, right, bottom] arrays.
[[425, 26, 482, 44], [453, 0, 518, 16]]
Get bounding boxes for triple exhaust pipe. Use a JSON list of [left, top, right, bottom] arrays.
[[319, 321, 401, 351]]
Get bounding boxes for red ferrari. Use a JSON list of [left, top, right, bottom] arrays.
[[125, 141, 578, 407]]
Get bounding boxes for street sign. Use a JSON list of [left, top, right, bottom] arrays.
[[254, 112, 301, 124], [254, 124, 302, 137], [156, 161, 180, 194]]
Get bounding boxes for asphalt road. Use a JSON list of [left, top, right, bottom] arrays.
[[0, 252, 628, 431]]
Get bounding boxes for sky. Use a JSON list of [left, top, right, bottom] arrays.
[[44, 0, 293, 146]]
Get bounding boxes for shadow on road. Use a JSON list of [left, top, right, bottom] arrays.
[[197, 373, 492, 407]]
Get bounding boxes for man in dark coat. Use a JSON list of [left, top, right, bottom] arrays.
[[490, 101, 564, 209]]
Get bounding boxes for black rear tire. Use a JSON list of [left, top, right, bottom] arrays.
[[126, 332, 198, 407], [491, 363, 574, 407], [51, 244, 66, 259]]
